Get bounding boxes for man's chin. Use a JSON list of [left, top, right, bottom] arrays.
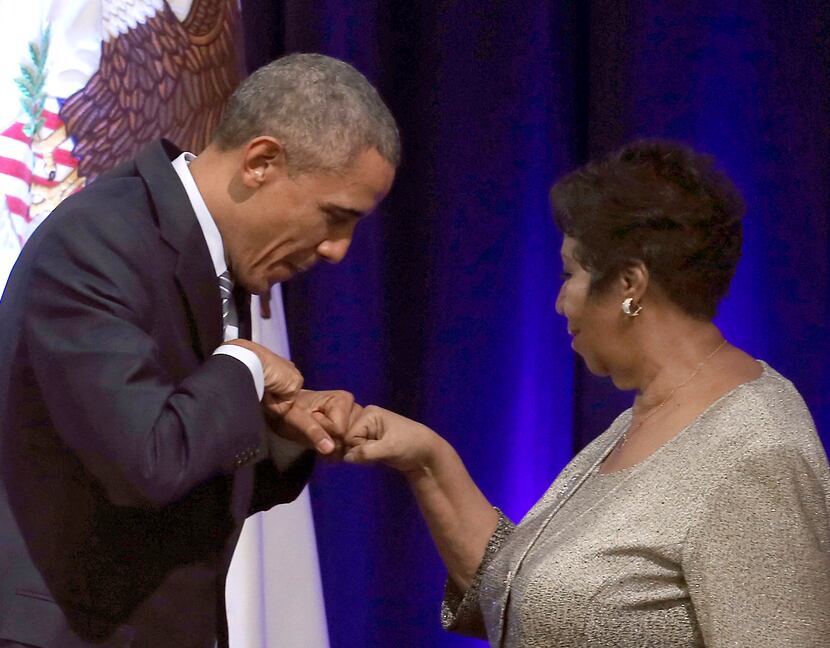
[[233, 274, 271, 295], [266, 265, 299, 287]]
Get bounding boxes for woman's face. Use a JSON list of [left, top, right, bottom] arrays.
[[555, 236, 625, 377]]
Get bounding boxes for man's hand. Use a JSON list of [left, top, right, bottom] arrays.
[[270, 389, 361, 456], [224, 339, 302, 416]]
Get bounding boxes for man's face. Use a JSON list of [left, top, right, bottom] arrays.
[[227, 147, 395, 293]]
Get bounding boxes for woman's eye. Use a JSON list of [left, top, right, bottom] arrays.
[[559, 272, 571, 281]]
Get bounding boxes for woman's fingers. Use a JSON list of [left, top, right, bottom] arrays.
[[343, 405, 384, 445], [343, 436, 397, 464]]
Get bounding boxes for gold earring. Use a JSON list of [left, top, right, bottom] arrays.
[[622, 297, 642, 317]]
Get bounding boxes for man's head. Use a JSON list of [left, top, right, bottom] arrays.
[[213, 53, 400, 173], [197, 53, 400, 292]]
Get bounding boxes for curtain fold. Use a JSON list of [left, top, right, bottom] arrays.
[[246, 3, 830, 646]]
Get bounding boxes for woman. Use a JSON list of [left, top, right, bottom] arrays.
[[342, 140, 830, 647]]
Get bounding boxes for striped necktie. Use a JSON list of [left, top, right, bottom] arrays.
[[218, 270, 237, 334]]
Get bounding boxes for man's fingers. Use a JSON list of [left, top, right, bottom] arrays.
[[281, 407, 335, 455], [305, 390, 354, 436], [310, 411, 345, 455], [311, 410, 342, 437], [268, 372, 303, 400], [347, 402, 364, 428], [312, 409, 331, 424], [325, 392, 354, 434], [264, 395, 295, 418]]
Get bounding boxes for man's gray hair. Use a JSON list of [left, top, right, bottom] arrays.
[[213, 53, 400, 172]]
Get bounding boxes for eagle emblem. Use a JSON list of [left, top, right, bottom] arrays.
[[0, 0, 241, 273]]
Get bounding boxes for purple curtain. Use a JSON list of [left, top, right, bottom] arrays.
[[241, 2, 830, 645]]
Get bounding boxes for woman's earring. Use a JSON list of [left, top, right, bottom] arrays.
[[621, 297, 642, 317]]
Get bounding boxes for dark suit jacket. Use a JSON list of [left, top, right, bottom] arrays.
[[0, 140, 313, 647]]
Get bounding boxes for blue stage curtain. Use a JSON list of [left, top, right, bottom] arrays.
[[241, 2, 830, 646]]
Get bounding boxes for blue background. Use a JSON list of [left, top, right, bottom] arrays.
[[242, 2, 830, 645]]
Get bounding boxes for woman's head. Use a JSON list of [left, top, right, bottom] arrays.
[[551, 139, 744, 321]]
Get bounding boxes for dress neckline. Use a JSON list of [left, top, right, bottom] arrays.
[[594, 359, 769, 478]]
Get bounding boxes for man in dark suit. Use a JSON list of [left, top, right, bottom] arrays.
[[0, 53, 399, 647]]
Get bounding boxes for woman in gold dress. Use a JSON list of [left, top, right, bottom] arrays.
[[342, 139, 830, 647]]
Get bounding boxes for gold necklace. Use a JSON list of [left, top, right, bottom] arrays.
[[617, 338, 727, 450]]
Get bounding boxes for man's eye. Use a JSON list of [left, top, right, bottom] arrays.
[[324, 211, 349, 225]]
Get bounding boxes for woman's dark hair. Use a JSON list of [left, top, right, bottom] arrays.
[[550, 139, 745, 320]]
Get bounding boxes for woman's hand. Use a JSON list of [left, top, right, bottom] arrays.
[[343, 405, 441, 474], [345, 405, 500, 591]]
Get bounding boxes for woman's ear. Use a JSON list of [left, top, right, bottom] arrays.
[[619, 260, 649, 301]]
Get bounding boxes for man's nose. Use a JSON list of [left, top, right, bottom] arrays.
[[317, 236, 352, 264]]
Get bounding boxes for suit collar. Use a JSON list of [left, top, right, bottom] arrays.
[[170, 151, 227, 277], [134, 139, 197, 252], [134, 139, 223, 358]]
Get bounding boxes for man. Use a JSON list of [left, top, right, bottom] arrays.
[[0, 53, 399, 647]]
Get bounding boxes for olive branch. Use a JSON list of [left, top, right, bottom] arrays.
[[15, 26, 51, 138]]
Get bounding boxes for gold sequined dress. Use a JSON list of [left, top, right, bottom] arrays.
[[442, 362, 830, 646]]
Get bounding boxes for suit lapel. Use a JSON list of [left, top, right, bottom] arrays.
[[135, 140, 223, 359], [174, 229, 224, 358]]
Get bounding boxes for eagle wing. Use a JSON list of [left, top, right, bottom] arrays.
[[60, 0, 242, 181]]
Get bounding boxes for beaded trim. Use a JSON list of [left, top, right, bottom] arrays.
[[441, 508, 516, 633]]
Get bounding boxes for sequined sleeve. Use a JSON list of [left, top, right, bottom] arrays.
[[441, 509, 516, 637], [683, 441, 830, 646]]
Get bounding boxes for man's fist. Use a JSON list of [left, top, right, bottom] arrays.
[[224, 339, 302, 416], [271, 389, 360, 456]]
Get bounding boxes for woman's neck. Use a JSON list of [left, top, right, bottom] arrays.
[[627, 316, 725, 415]]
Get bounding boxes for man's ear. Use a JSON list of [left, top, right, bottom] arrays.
[[241, 136, 288, 188]]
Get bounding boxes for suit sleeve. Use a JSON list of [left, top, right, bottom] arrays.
[[23, 210, 265, 509], [249, 449, 316, 515], [683, 442, 830, 647]]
